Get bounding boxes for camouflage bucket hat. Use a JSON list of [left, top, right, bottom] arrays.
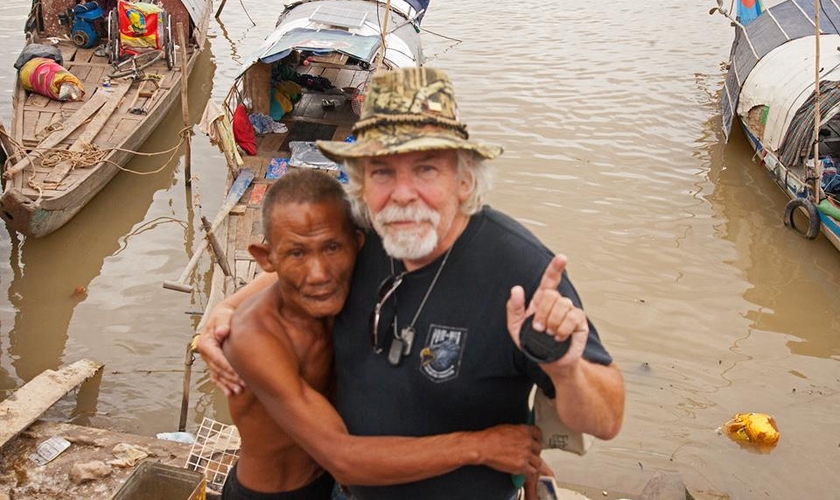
[[316, 67, 503, 162]]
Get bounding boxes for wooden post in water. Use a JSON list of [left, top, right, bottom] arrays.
[[215, 0, 227, 19], [178, 23, 192, 186], [179, 340, 195, 432], [814, 0, 822, 203]]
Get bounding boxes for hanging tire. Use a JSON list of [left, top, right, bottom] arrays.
[[784, 197, 820, 239]]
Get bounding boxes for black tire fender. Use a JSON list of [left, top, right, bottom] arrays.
[[784, 197, 820, 239]]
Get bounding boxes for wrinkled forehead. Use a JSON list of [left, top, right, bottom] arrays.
[[358, 149, 460, 170], [266, 199, 354, 241]]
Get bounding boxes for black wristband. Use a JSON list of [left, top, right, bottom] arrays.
[[519, 315, 571, 364]]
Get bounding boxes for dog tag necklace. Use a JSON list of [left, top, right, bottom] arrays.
[[387, 246, 453, 366]]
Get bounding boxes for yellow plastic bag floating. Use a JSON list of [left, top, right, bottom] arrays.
[[723, 413, 780, 447]]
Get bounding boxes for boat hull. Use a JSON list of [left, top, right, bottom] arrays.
[[721, 0, 840, 252], [739, 119, 840, 251], [1, 0, 211, 238]]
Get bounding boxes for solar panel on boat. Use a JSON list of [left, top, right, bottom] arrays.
[[309, 5, 368, 29]]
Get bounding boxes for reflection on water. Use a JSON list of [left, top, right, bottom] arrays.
[[0, 0, 837, 498], [708, 125, 840, 359]]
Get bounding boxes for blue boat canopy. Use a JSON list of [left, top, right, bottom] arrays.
[[722, 0, 840, 140], [405, 0, 430, 20]]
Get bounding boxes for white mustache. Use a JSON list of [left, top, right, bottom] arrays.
[[374, 203, 440, 226]]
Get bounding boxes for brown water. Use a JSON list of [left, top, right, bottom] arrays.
[[0, 1, 838, 498]]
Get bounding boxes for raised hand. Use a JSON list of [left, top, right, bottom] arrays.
[[506, 254, 588, 369]]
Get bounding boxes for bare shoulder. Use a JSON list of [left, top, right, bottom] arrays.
[[228, 285, 290, 351]]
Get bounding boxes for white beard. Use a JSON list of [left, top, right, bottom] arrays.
[[372, 203, 442, 260]]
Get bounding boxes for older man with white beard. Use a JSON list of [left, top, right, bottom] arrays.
[[199, 67, 624, 500]]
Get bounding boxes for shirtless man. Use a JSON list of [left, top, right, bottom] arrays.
[[221, 169, 543, 500]]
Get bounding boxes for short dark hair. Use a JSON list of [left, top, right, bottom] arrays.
[[261, 169, 355, 244]]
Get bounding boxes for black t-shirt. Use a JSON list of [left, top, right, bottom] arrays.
[[334, 206, 612, 500]]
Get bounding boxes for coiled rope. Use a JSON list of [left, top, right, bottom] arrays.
[[0, 124, 194, 205]]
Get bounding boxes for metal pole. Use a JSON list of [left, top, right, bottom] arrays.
[[814, 0, 822, 203]]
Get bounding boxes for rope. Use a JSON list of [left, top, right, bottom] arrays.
[[418, 26, 463, 62], [106, 126, 194, 175], [0, 124, 195, 194], [34, 121, 65, 142]]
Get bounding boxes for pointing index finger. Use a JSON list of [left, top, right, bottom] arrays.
[[538, 254, 568, 293]]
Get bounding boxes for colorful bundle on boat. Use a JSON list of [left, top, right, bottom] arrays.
[[18, 57, 84, 101], [118, 1, 164, 51]]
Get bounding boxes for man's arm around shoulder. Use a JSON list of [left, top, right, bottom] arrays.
[[223, 314, 544, 486]]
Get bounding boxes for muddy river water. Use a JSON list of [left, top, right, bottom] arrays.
[[0, 0, 838, 498]]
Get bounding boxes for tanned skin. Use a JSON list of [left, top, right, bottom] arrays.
[[224, 194, 543, 494]]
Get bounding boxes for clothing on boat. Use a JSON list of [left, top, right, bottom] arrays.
[[334, 206, 613, 500], [222, 463, 335, 500]]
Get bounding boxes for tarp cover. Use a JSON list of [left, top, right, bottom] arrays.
[[722, 0, 840, 140], [236, 1, 424, 79], [258, 28, 380, 65], [737, 35, 840, 153]]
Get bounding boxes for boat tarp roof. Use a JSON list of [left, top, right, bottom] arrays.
[[255, 28, 381, 65], [721, 0, 840, 140], [236, 0, 422, 78], [180, 0, 211, 27], [778, 80, 840, 167], [738, 35, 840, 152]]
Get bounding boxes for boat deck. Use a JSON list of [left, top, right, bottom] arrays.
[[209, 61, 365, 299], [10, 41, 177, 196]]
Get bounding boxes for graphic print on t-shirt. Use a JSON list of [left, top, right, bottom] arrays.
[[419, 324, 467, 382]]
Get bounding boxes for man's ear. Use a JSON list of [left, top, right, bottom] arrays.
[[355, 228, 365, 250], [457, 167, 473, 204], [249, 243, 274, 272]]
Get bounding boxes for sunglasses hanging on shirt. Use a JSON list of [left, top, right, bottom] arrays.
[[370, 247, 453, 366]]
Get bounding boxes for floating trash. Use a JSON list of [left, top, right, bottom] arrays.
[[722, 412, 780, 448]]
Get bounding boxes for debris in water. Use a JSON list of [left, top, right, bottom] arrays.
[[722, 413, 780, 449]]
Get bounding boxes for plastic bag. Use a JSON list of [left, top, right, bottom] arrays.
[[722, 412, 779, 447], [14, 43, 63, 70]]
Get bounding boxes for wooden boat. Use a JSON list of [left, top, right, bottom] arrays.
[[0, 0, 212, 238], [168, 0, 427, 298], [714, 0, 840, 250]]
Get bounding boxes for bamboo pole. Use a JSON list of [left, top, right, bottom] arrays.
[[814, 0, 822, 203], [373, 0, 392, 72], [178, 23, 192, 186]]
